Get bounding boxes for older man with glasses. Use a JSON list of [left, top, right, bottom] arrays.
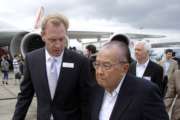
[[89, 40, 169, 120]]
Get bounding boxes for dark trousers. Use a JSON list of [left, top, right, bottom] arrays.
[[2, 71, 9, 80], [162, 76, 168, 97]]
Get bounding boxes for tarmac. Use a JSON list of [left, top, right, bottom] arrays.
[[0, 72, 36, 120]]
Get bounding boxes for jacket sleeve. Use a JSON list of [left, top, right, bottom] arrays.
[[12, 55, 35, 120], [143, 83, 169, 120], [155, 65, 164, 96], [164, 70, 177, 112], [79, 56, 91, 120]]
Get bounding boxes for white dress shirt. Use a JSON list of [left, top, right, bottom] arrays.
[[45, 50, 64, 120], [13, 58, 20, 73], [136, 59, 149, 78], [163, 60, 170, 76], [99, 75, 126, 120], [45, 49, 64, 99]]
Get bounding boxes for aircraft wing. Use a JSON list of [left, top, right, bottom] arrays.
[[151, 41, 180, 48], [68, 31, 113, 39], [0, 31, 21, 47], [0, 30, 113, 57], [125, 33, 166, 39], [0, 30, 113, 46], [0, 27, 167, 58]]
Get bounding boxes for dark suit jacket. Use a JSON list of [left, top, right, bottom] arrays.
[[13, 48, 91, 120], [90, 74, 169, 120], [129, 60, 164, 95]]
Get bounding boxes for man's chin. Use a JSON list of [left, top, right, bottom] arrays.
[[97, 81, 106, 87], [51, 52, 61, 57], [55, 53, 61, 57]]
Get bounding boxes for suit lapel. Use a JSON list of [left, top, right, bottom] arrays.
[[110, 74, 134, 120], [143, 60, 152, 77], [91, 86, 104, 120], [53, 49, 69, 100], [131, 62, 137, 75], [40, 48, 52, 101]]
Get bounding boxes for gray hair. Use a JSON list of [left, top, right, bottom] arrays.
[[41, 13, 69, 32], [102, 41, 131, 63], [134, 40, 151, 52]]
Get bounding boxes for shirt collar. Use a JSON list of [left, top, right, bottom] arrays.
[[166, 59, 171, 63], [137, 59, 149, 68], [105, 74, 126, 97], [45, 49, 64, 62]]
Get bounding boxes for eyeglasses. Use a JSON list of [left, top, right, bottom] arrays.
[[93, 61, 127, 70]]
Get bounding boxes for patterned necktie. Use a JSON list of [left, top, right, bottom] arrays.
[[49, 58, 58, 99]]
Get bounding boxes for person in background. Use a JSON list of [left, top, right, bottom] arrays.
[[13, 54, 21, 85], [172, 51, 180, 69], [90, 40, 169, 120], [164, 69, 180, 120], [19, 58, 24, 75], [1, 55, 10, 85], [13, 13, 91, 120], [129, 40, 164, 96], [159, 49, 178, 96], [85, 44, 97, 59], [69, 46, 83, 55], [69, 46, 77, 51], [85, 44, 98, 86]]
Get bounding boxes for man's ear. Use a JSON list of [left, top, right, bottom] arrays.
[[123, 63, 129, 73], [41, 31, 45, 42]]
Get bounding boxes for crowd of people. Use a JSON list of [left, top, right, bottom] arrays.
[[0, 13, 179, 120], [0, 54, 24, 85]]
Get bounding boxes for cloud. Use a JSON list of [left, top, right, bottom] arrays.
[[0, 0, 180, 30], [75, 0, 180, 30]]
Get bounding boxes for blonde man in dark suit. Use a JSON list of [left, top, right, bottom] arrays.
[[13, 13, 91, 120]]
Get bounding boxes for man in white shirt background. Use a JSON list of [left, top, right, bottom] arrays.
[[129, 40, 164, 96], [13, 54, 21, 84]]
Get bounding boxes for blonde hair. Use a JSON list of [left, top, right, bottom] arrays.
[[41, 13, 69, 32]]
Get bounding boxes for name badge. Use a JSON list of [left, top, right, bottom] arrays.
[[62, 62, 74, 68]]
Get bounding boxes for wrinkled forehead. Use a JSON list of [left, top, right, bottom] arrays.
[[136, 44, 149, 53], [166, 52, 173, 55], [96, 49, 119, 63], [135, 42, 145, 49]]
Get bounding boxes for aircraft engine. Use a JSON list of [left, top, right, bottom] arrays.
[[20, 32, 45, 58], [10, 31, 29, 58], [10, 31, 45, 58], [20, 32, 69, 58], [10, 31, 69, 58]]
